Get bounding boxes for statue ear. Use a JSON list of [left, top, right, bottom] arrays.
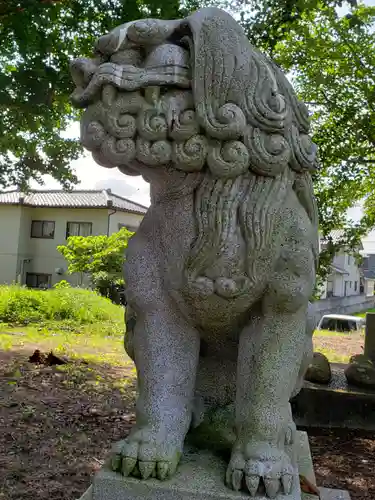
[[183, 8, 248, 141]]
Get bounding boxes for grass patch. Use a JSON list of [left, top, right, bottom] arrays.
[[314, 347, 351, 363], [313, 329, 351, 337], [0, 321, 130, 367], [0, 286, 127, 366], [0, 285, 124, 325], [355, 308, 375, 318]]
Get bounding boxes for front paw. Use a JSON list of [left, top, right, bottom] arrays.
[[110, 427, 183, 481], [226, 441, 295, 498]]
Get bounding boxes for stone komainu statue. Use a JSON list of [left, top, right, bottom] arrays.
[[71, 8, 318, 498]]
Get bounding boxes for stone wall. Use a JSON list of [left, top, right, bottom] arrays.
[[311, 294, 375, 326]]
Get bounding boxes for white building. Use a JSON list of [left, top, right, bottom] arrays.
[[319, 230, 363, 299], [0, 189, 147, 287]]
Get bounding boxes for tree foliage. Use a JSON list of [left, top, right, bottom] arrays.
[[234, 0, 375, 276], [0, 0, 200, 189], [57, 227, 133, 301]]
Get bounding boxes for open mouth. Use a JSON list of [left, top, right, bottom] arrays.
[[70, 42, 192, 108]]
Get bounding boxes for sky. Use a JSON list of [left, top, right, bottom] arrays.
[[31, 122, 152, 207], [30, 0, 375, 244]]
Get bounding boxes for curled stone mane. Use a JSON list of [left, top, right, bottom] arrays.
[[182, 7, 318, 178], [180, 8, 319, 295]]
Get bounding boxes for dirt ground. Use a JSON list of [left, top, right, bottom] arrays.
[[1, 342, 374, 500]]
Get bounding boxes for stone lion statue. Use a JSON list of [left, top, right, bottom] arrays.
[[70, 7, 318, 498]]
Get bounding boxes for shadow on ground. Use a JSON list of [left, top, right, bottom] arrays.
[[0, 347, 136, 500]]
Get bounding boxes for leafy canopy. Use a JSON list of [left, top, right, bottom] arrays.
[[234, 0, 375, 276], [0, 0, 200, 189]]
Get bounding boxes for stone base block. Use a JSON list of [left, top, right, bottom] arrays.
[[77, 432, 350, 500]]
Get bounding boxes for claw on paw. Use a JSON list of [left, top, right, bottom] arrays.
[[122, 457, 137, 476], [157, 461, 169, 480], [245, 475, 259, 497], [139, 461, 155, 479], [109, 436, 183, 482], [232, 469, 243, 491], [111, 454, 122, 472], [264, 477, 280, 498], [227, 444, 295, 497]]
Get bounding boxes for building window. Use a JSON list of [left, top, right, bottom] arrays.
[[118, 223, 137, 233], [26, 273, 51, 289], [31, 220, 55, 239], [66, 222, 92, 238], [348, 255, 351, 265], [355, 281, 358, 291]]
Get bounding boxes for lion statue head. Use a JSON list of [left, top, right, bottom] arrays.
[[70, 7, 319, 299]]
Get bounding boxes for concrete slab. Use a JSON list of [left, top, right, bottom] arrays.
[[77, 485, 350, 500]]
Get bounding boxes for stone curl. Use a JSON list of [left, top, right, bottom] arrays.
[[80, 78, 317, 179]]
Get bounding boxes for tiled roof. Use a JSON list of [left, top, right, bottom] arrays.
[[320, 229, 345, 244], [329, 264, 349, 275], [0, 189, 148, 215], [320, 229, 363, 250]]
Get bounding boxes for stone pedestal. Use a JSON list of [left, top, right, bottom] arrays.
[[77, 432, 350, 500]]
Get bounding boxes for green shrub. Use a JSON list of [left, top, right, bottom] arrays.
[[0, 285, 123, 325], [53, 280, 71, 289]]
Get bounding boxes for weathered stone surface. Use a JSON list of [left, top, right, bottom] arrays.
[[345, 355, 375, 388], [305, 352, 331, 384], [93, 433, 307, 500], [77, 432, 351, 500], [70, 7, 319, 499], [77, 485, 92, 500], [78, 485, 350, 500]]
